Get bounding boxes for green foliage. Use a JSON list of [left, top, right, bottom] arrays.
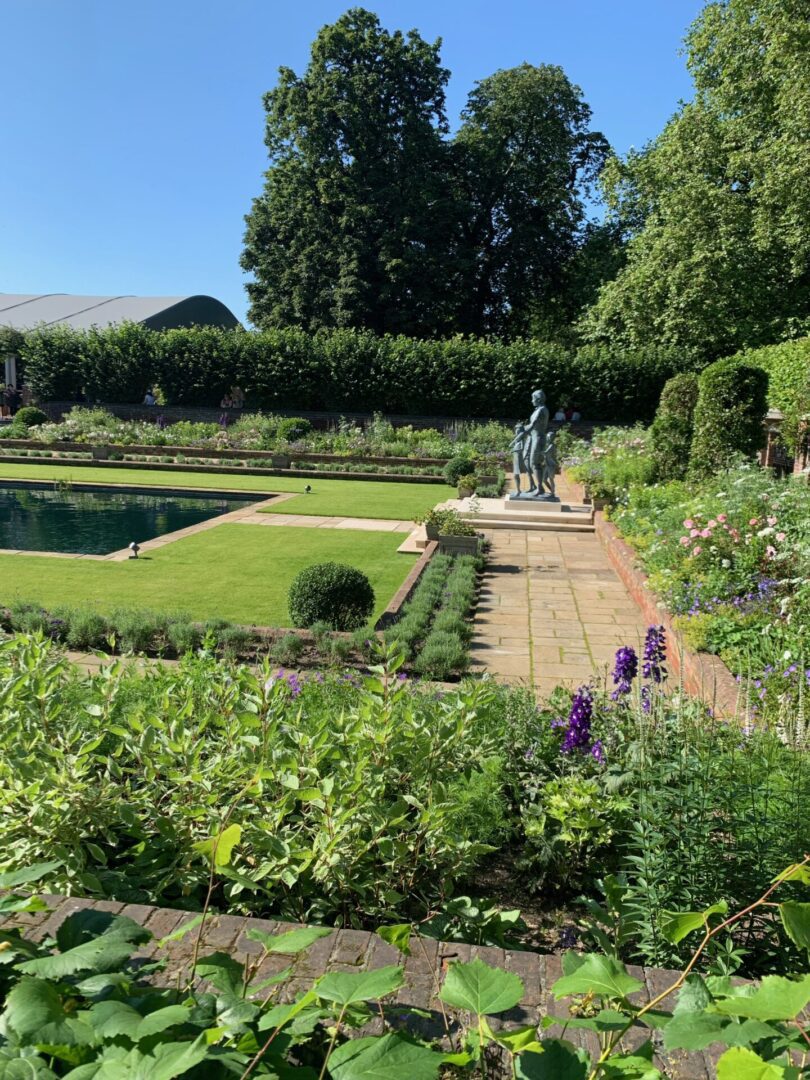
[[12, 407, 48, 429], [272, 632, 305, 666], [20, 324, 696, 421], [649, 372, 699, 480], [689, 359, 769, 477], [583, 0, 810, 356], [443, 454, 477, 486], [732, 336, 810, 451], [287, 562, 375, 631], [0, 634, 504, 923]]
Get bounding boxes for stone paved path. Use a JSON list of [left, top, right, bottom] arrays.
[[0, 894, 717, 1077], [470, 476, 649, 696]]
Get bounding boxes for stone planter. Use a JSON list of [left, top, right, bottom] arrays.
[[457, 484, 475, 498], [438, 534, 480, 556], [91, 445, 110, 461], [425, 523, 441, 541], [476, 473, 498, 486]]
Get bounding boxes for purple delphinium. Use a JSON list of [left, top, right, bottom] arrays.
[[642, 625, 667, 684], [561, 685, 594, 754], [591, 739, 605, 765], [611, 645, 638, 700], [286, 672, 302, 698]]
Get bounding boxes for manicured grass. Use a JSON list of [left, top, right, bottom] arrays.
[[0, 462, 454, 520], [0, 525, 415, 626]]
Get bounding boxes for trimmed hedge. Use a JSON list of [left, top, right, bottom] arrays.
[[649, 372, 700, 481], [288, 562, 375, 631], [689, 359, 769, 478], [20, 324, 699, 421], [731, 337, 810, 450]]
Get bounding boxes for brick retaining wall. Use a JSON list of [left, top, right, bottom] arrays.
[[0, 894, 719, 1077]]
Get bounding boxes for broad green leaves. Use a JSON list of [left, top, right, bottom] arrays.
[[439, 958, 523, 1015], [716, 1047, 791, 1080], [778, 902, 810, 953], [660, 902, 728, 944], [327, 1034, 441, 1080], [552, 955, 643, 1002], [245, 926, 332, 955], [316, 966, 404, 1007], [192, 824, 242, 869], [713, 975, 810, 1022]]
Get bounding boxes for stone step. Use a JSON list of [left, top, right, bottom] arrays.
[[397, 526, 428, 554], [465, 515, 595, 533]]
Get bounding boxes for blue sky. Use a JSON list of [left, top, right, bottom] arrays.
[[1, 0, 703, 325]]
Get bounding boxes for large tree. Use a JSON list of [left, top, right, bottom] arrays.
[[241, 8, 455, 336], [450, 64, 609, 338], [582, 0, 810, 357], [242, 14, 609, 338]]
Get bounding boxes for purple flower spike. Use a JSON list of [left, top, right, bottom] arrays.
[[611, 645, 638, 699], [591, 739, 605, 764], [561, 685, 594, 754], [642, 625, 668, 684]]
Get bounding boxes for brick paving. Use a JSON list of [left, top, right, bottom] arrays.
[[470, 475, 648, 696], [0, 895, 715, 1077]]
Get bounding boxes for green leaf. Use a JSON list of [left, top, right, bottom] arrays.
[[714, 975, 810, 1021], [377, 925, 411, 957], [0, 977, 92, 1046], [488, 1023, 542, 1053], [193, 823, 242, 869], [716, 1047, 787, 1080], [0, 862, 62, 889], [772, 862, 810, 886], [194, 952, 244, 996], [663, 1012, 729, 1051], [157, 914, 206, 947], [317, 965, 404, 1006], [779, 902, 810, 952], [245, 925, 332, 954], [56, 911, 147, 952], [600, 1052, 661, 1079], [136, 1006, 192, 1040], [515, 1040, 590, 1079], [139, 1037, 211, 1080], [439, 958, 523, 1015], [660, 902, 728, 944], [328, 1033, 441, 1080], [16, 936, 136, 979], [551, 954, 643, 1002]]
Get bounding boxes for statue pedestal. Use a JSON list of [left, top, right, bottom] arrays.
[[506, 493, 561, 506]]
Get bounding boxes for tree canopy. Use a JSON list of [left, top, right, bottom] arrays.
[[582, 0, 810, 357], [242, 9, 608, 337]]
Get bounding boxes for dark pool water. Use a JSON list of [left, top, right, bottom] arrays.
[[0, 483, 256, 555]]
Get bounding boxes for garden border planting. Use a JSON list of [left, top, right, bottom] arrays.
[[594, 514, 742, 714]]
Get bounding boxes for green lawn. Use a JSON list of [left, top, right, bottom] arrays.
[[0, 462, 453, 520], [0, 525, 415, 626]]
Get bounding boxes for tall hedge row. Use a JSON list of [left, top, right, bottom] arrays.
[[689, 359, 770, 478], [19, 324, 699, 421], [731, 337, 810, 450]]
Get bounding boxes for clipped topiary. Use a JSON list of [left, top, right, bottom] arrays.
[[288, 562, 375, 631], [14, 406, 49, 428], [443, 454, 477, 486], [689, 360, 768, 478], [649, 372, 700, 480]]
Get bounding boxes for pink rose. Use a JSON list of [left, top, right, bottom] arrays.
[[749, 518, 759, 526], [707, 519, 717, 528], [683, 519, 694, 529], [767, 516, 777, 526], [766, 545, 776, 559], [679, 536, 690, 546], [776, 532, 786, 542], [692, 545, 702, 556], [717, 514, 727, 523], [690, 528, 700, 538], [700, 528, 712, 539]]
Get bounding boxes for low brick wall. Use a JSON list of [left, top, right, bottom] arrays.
[[0, 893, 718, 1076], [375, 541, 438, 630], [594, 515, 741, 715]]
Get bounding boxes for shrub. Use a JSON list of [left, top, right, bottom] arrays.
[[288, 562, 375, 631], [65, 609, 108, 650], [443, 454, 476, 485], [217, 625, 254, 659], [649, 372, 700, 480], [111, 609, 167, 653], [276, 416, 312, 441], [732, 336, 810, 451], [166, 618, 202, 655], [273, 632, 305, 665], [689, 359, 769, 477], [413, 629, 468, 678], [13, 405, 48, 428]]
